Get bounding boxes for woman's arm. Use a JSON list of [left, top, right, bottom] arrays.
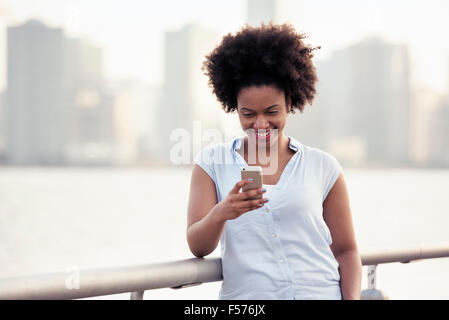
[[187, 165, 266, 257], [323, 173, 362, 300], [187, 165, 225, 257]]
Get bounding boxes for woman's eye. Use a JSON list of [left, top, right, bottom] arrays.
[[267, 111, 278, 114], [243, 113, 253, 117]]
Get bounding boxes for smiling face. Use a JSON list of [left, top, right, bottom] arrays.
[[237, 85, 289, 148]]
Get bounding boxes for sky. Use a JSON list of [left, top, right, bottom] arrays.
[[1, 0, 449, 93]]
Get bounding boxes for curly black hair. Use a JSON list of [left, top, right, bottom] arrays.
[[202, 23, 320, 114]]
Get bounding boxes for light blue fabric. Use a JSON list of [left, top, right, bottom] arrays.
[[193, 136, 342, 300]]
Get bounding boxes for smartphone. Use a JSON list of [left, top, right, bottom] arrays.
[[241, 166, 263, 199]]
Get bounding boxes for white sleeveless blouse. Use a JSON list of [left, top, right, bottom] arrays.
[[193, 136, 342, 300]]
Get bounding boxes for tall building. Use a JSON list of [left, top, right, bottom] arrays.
[[409, 87, 444, 166], [64, 38, 117, 165], [6, 19, 119, 166], [304, 37, 412, 166], [427, 97, 449, 166], [155, 24, 221, 164], [120, 81, 162, 162], [284, 58, 334, 154], [0, 90, 5, 159], [6, 20, 67, 165]]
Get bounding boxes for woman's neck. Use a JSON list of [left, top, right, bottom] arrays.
[[242, 134, 289, 166]]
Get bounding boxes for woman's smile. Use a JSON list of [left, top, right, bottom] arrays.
[[248, 129, 273, 140], [237, 85, 288, 148]]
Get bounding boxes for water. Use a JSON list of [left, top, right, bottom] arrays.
[[0, 166, 448, 299]]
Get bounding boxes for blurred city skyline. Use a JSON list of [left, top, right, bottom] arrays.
[[1, 0, 449, 92], [0, 0, 448, 167]]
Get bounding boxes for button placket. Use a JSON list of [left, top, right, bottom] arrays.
[[264, 208, 289, 280], [267, 210, 297, 286]]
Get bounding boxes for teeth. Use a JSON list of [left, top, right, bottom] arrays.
[[256, 131, 269, 137]]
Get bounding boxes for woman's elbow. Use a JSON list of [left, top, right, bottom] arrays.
[[186, 231, 211, 258], [188, 245, 211, 258]]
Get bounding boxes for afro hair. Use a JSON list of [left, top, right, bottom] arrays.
[[202, 22, 320, 114]]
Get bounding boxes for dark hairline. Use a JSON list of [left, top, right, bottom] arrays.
[[239, 104, 279, 112]]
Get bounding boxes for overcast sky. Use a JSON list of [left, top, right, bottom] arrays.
[[1, 0, 449, 93]]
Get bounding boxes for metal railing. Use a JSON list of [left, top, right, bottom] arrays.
[[0, 244, 448, 300]]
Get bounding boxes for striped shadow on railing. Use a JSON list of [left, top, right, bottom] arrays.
[[0, 244, 448, 300]]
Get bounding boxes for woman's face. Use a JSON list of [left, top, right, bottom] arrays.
[[236, 85, 289, 147]]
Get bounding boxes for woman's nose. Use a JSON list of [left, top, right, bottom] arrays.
[[253, 115, 269, 129]]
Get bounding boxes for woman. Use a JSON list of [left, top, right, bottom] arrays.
[[186, 23, 361, 300]]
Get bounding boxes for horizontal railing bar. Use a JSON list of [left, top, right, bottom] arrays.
[[0, 258, 222, 300], [0, 244, 448, 300], [360, 244, 449, 265]]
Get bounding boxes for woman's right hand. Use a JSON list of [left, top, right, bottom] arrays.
[[215, 178, 268, 221]]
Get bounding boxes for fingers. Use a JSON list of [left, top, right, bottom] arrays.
[[227, 181, 269, 219], [238, 197, 269, 211], [236, 187, 265, 201], [226, 196, 269, 219], [230, 178, 254, 194]]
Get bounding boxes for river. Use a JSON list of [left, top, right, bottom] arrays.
[[0, 166, 448, 299]]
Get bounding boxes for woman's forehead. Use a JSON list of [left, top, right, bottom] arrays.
[[237, 85, 286, 109], [238, 85, 284, 100]]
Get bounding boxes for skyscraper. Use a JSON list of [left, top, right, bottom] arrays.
[[64, 37, 117, 165], [427, 97, 449, 166], [6, 20, 67, 165], [409, 87, 443, 166], [155, 24, 221, 163], [0, 90, 5, 159], [283, 58, 334, 154], [306, 37, 412, 166]]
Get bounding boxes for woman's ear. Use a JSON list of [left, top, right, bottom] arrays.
[[285, 96, 292, 113]]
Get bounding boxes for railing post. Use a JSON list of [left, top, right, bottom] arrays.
[[130, 291, 145, 300], [361, 265, 389, 300], [368, 265, 377, 289]]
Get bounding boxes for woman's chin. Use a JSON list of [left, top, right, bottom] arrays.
[[247, 134, 279, 147]]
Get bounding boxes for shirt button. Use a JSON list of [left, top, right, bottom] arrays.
[[265, 207, 270, 212], [272, 233, 277, 238], [280, 259, 284, 263]]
